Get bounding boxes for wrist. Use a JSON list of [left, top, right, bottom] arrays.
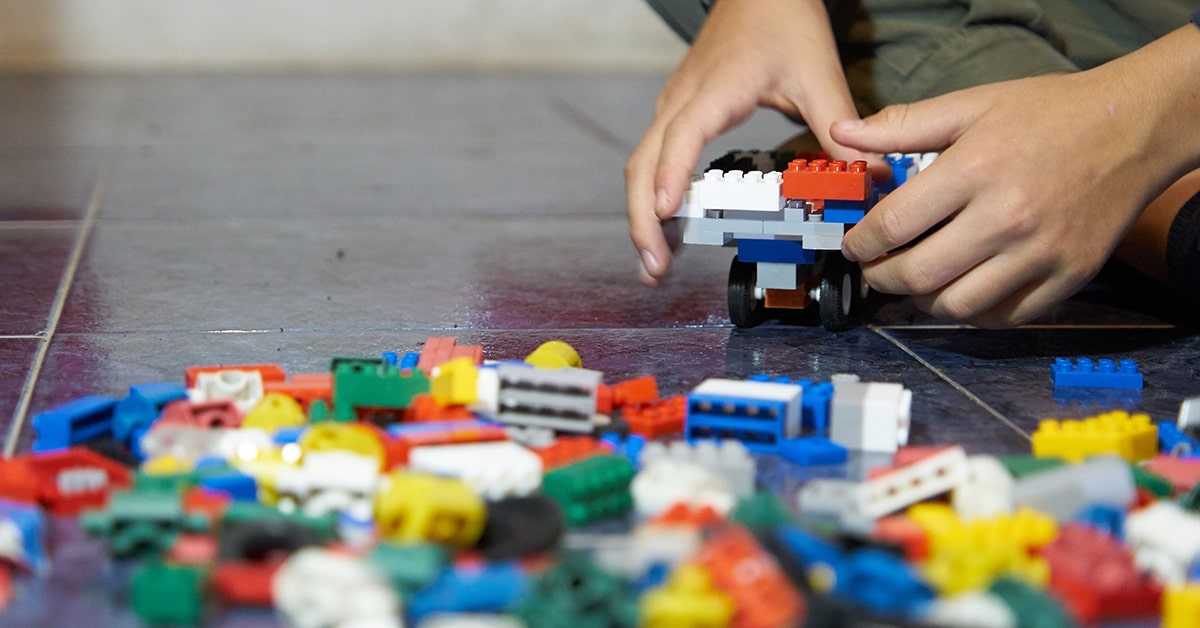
[[1114, 26, 1200, 177]]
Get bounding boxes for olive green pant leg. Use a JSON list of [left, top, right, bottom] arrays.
[[643, 0, 708, 43]]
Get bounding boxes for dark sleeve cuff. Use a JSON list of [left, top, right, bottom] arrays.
[[1167, 188, 1200, 305], [1192, 8, 1200, 29]]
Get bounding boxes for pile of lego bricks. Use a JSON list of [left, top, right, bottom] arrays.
[[2, 339, 1200, 627]]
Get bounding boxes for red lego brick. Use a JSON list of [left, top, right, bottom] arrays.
[[0, 566, 11, 611], [156, 399, 242, 430], [401, 394, 476, 423], [182, 487, 231, 524], [393, 424, 509, 464], [533, 436, 608, 470], [781, 158, 870, 201], [417, 337, 483, 374], [696, 526, 806, 628], [609, 376, 659, 409], [362, 423, 407, 471], [184, 364, 286, 388], [596, 383, 613, 414], [623, 396, 686, 439], [451, 344, 483, 366], [652, 502, 723, 528], [892, 445, 952, 468], [1144, 455, 1200, 494], [166, 533, 219, 565], [872, 515, 930, 562], [0, 447, 132, 515], [211, 559, 282, 606], [263, 372, 332, 410], [1040, 523, 1161, 624]]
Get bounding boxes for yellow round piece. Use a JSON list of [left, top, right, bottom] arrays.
[[142, 455, 191, 475], [375, 472, 486, 547], [242, 392, 307, 431], [524, 340, 582, 369], [298, 423, 384, 468]]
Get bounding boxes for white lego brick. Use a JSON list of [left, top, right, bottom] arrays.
[[639, 439, 756, 498], [794, 478, 876, 534], [951, 455, 1015, 519], [1125, 501, 1200, 585], [856, 445, 969, 518], [474, 366, 500, 416], [274, 451, 380, 520], [690, 378, 803, 441], [408, 441, 543, 500], [829, 381, 912, 453], [0, 519, 26, 566], [923, 592, 1016, 628], [273, 547, 402, 628], [690, 169, 784, 212], [757, 262, 797, 290], [187, 369, 264, 413], [675, 180, 703, 218], [1178, 396, 1200, 430], [631, 457, 736, 518], [1012, 455, 1134, 522], [419, 614, 526, 628], [503, 425, 556, 449], [491, 364, 602, 433]]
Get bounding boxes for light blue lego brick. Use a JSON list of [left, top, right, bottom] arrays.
[[407, 562, 528, 621], [32, 395, 118, 452], [736, 239, 816, 265], [823, 209, 866, 224], [1159, 422, 1199, 456], [0, 499, 47, 571], [1051, 357, 1143, 389], [113, 382, 188, 444], [776, 437, 847, 466]]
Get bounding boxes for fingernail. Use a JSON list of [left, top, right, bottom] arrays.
[[640, 249, 660, 274], [654, 189, 670, 214], [841, 244, 858, 262]]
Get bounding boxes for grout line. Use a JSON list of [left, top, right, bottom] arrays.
[[876, 323, 1176, 330], [0, 335, 44, 340], [0, 220, 81, 231], [5, 159, 113, 458], [872, 326, 1031, 441]]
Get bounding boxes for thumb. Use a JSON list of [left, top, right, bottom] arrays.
[[829, 95, 976, 154]]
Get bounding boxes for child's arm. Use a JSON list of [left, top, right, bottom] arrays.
[[830, 23, 1200, 327], [626, 0, 870, 285]]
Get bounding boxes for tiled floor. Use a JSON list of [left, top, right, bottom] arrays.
[[1, 74, 1198, 625]]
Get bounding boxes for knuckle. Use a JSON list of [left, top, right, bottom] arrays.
[[873, 205, 909, 250], [936, 291, 978, 322], [897, 259, 940, 295]]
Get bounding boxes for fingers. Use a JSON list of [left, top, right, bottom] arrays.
[[655, 86, 752, 220], [626, 129, 674, 285], [843, 157, 973, 263], [908, 251, 1051, 325], [830, 91, 980, 155]]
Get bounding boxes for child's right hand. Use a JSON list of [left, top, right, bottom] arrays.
[[625, 0, 871, 285]]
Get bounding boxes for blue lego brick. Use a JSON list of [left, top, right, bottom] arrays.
[[776, 437, 848, 466], [1052, 386, 1142, 409], [880, 154, 915, 194], [746, 375, 833, 434], [272, 426, 306, 445], [399, 351, 421, 370], [0, 499, 47, 571], [386, 419, 493, 438], [129, 426, 150, 461], [381, 351, 399, 366], [600, 433, 645, 470], [823, 209, 866, 224], [834, 548, 934, 618], [197, 471, 258, 502], [1075, 504, 1125, 540], [686, 380, 801, 453], [775, 525, 844, 568], [407, 562, 528, 621], [113, 382, 188, 444], [736, 239, 816, 265], [32, 394, 118, 452], [1050, 357, 1143, 389], [1158, 422, 1200, 456]]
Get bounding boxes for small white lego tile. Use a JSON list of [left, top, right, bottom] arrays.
[[273, 547, 402, 628], [923, 592, 1016, 628], [188, 369, 265, 413], [0, 519, 26, 565], [1126, 501, 1200, 585], [1178, 396, 1200, 430], [408, 441, 543, 500], [640, 439, 756, 498], [692, 378, 802, 404], [631, 458, 735, 518], [951, 455, 1015, 519]]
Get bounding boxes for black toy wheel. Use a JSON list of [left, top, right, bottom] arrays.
[[728, 256, 764, 328], [819, 252, 859, 331]]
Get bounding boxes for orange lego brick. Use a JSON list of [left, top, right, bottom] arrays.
[[181, 486, 231, 524], [652, 502, 723, 527], [362, 423, 408, 471], [892, 445, 952, 468], [781, 158, 870, 201], [872, 515, 930, 561], [166, 533, 219, 566], [609, 376, 659, 409], [263, 372, 332, 410], [417, 337, 482, 373], [184, 364, 286, 388], [696, 526, 806, 628], [596, 383, 613, 414], [451, 344, 483, 365], [401, 394, 476, 423], [623, 395, 686, 438], [533, 436, 608, 470]]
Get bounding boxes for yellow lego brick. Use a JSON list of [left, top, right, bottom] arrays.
[[242, 392, 308, 431], [525, 340, 582, 369], [375, 472, 486, 547], [640, 564, 734, 628], [1163, 583, 1200, 628], [431, 356, 479, 405], [142, 455, 191, 475], [299, 423, 384, 469], [1031, 411, 1156, 463]]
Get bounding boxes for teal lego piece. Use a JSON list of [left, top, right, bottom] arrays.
[[330, 357, 430, 421], [988, 577, 1077, 628], [131, 560, 209, 626], [729, 491, 795, 531], [366, 542, 450, 598], [541, 455, 635, 527], [81, 490, 209, 559], [514, 552, 637, 628]]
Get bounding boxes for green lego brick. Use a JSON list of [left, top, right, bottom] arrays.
[[81, 490, 208, 558], [997, 455, 1066, 479], [330, 357, 430, 421], [133, 471, 197, 494], [541, 455, 634, 527], [219, 501, 338, 541], [515, 552, 637, 628], [730, 491, 795, 531], [308, 398, 331, 422], [131, 560, 209, 626], [1131, 464, 1173, 498], [1179, 481, 1200, 513], [988, 577, 1077, 628], [366, 542, 449, 597]]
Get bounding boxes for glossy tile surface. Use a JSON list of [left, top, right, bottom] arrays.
[[0, 73, 1196, 627]]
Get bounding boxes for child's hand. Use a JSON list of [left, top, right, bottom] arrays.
[[831, 33, 1200, 327], [626, 0, 868, 285]]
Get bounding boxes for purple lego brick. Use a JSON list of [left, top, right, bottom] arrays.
[[1050, 358, 1143, 390]]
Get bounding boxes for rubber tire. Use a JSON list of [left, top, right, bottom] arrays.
[[819, 252, 859, 332], [728, 256, 764, 328]]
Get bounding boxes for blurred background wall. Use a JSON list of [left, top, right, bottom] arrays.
[[0, 0, 687, 71]]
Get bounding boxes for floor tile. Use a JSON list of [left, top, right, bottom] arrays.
[[883, 326, 1200, 433], [0, 339, 36, 439], [0, 225, 75, 335], [0, 76, 130, 150], [0, 151, 102, 221]]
